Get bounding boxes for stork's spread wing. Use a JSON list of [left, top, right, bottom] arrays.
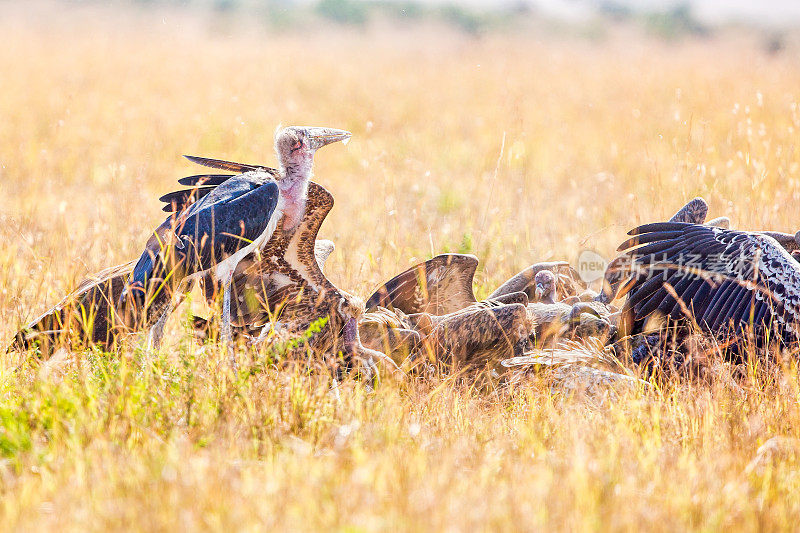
[[127, 174, 280, 306], [182, 155, 272, 174], [159, 186, 218, 213], [159, 157, 279, 213], [177, 174, 237, 187], [159, 174, 238, 213], [365, 254, 479, 315], [617, 222, 800, 343]]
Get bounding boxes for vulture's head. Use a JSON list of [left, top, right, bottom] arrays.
[[534, 270, 557, 303]]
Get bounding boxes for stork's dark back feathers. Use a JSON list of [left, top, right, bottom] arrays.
[[159, 174, 234, 213], [616, 222, 800, 346], [126, 170, 280, 314], [158, 156, 280, 213], [159, 186, 219, 213]]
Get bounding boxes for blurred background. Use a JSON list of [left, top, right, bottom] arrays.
[[10, 0, 800, 39]]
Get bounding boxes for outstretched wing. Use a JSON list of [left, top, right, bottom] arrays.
[[616, 222, 800, 343], [182, 155, 272, 174], [159, 174, 238, 213], [127, 174, 281, 307], [177, 174, 237, 187], [597, 198, 709, 304], [159, 186, 220, 213], [365, 254, 478, 315], [10, 260, 136, 352], [158, 156, 279, 213], [198, 182, 338, 327]]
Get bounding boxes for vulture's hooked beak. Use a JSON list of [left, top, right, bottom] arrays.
[[534, 283, 546, 300], [306, 127, 352, 150]]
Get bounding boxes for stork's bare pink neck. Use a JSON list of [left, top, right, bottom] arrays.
[[279, 156, 313, 230]]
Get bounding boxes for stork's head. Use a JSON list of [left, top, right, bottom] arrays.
[[534, 270, 556, 302], [274, 126, 351, 173]]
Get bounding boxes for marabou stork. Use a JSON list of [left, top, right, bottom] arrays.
[[120, 126, 351, 365]]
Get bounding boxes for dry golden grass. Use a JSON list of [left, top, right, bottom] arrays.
[[3, 3, 800, 530]]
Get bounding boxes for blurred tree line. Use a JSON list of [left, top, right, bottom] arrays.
[[100, 0, 771, 43]]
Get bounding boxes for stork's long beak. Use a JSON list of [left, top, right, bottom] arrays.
[[305, 127, 352, 150]]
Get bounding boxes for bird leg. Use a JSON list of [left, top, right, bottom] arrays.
[[147, 307, 170, 351], [146, 291, 187, 351], [343, 317, 378, 386], [220, 274, 236, 369]]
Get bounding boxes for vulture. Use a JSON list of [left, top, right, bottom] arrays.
[[9, 261, 135, 353], [359, 254, 613, 368], [365, 253, 583, 314]]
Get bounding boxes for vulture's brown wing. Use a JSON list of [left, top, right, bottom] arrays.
[[198, 182, 338, 328], [10, 260, 136, 352], [365, 254, 479, 316], [669, 197, 708, 224]]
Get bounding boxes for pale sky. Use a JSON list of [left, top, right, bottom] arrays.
[[420, 0, 800, 27], [604, 0, 800, 26]]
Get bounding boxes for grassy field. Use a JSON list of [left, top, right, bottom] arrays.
[[3, 3, 800, 530]]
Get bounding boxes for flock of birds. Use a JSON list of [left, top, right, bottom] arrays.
[[10, 125, 800, 386]]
